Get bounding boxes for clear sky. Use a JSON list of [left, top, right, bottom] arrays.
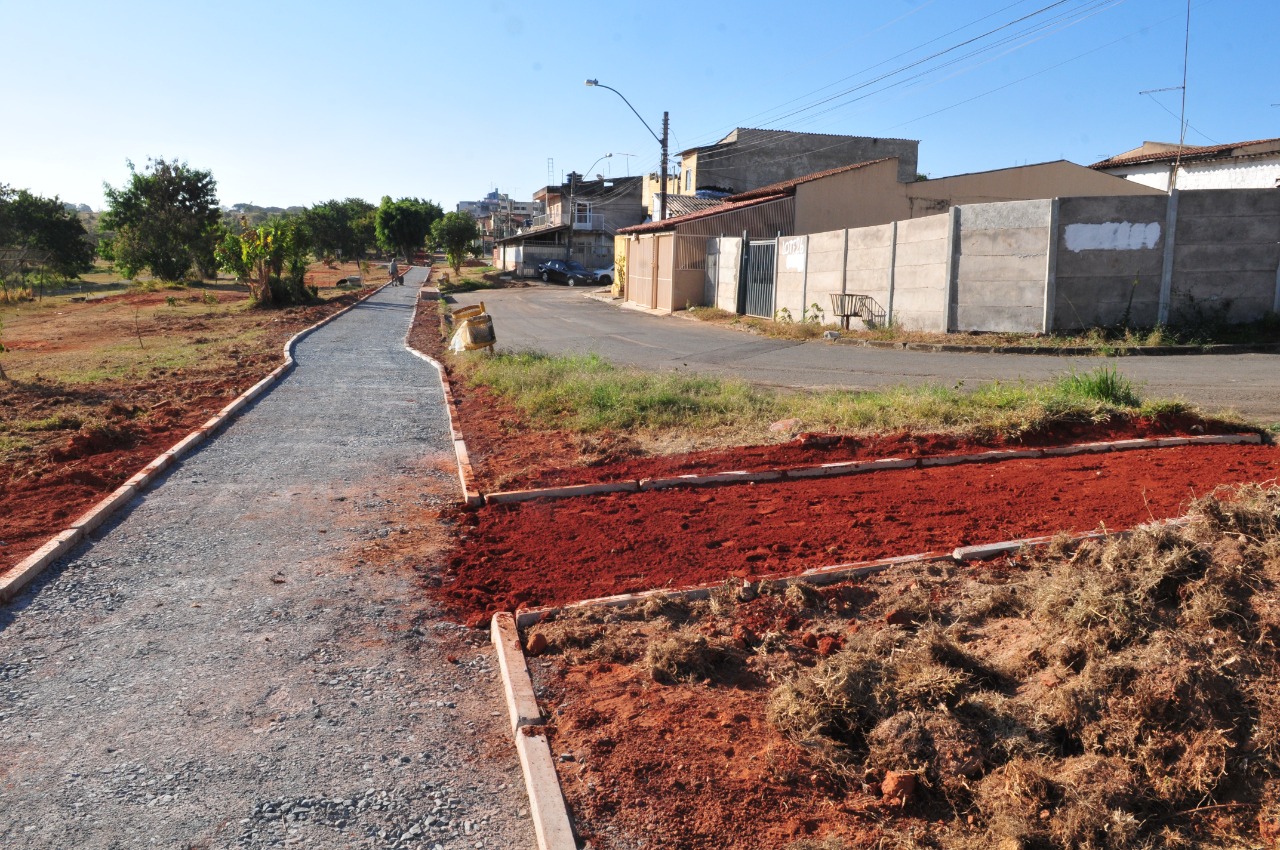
[[3, 0, 1275, 212]]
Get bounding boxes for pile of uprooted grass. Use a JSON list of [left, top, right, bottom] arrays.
[[450, 350, 1226, 442], [770, 483, 1280, 850]]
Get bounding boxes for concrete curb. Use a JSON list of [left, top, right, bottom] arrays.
[[401, 284, 484, 508], [472, 432, 1263, 509], [0, 284, 390, 604], [953, 517, 1190, 562], [490, 612, 577, 850]]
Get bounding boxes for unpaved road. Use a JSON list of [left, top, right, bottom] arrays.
[[453, 285, 1280, 424], [1, 273, 537, 849]]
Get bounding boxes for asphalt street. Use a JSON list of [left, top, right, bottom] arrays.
[[452, 284, 1280, 424]]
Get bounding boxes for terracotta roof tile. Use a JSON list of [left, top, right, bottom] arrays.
[[617, 193, 789, 235], [1090, 137, 1280, 169]]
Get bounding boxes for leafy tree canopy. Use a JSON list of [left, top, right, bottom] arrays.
[[375, 196, 442, 261], [430, 211, 479, 274], [0, 184, 95, 277], [101, 157, 220, 281], [302, 198, 376, 261]]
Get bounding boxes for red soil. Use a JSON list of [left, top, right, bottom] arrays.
[[442, 443, 1279, 625]]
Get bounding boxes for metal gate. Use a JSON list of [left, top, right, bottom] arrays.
[[741, 238, 776, 318]]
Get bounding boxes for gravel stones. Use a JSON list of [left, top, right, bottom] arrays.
[[0, 276, 535, 849]]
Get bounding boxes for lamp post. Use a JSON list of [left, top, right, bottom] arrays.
[[566, 153, 613, 262], [585, 79, 669, 223]]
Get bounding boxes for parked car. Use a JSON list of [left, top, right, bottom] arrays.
[[536, 259, 593, 286], [593, 263, 615, 286]]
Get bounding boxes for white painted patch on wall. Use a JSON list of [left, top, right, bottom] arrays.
[[780, 236, 807, 271], [1064, 221, 1161, 252]]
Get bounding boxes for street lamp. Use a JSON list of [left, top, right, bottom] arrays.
[[585, 79, 669, 222]]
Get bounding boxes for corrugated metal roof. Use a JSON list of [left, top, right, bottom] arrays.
[[661, 195, 727, 218], [1090, 138, 1280, 169]]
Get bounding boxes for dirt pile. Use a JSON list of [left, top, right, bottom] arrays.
[[524, 484, 1280, 849]]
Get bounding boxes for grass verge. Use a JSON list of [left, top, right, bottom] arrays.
[[684, 305, 1280, 351], [450, 350, 1227, 442]]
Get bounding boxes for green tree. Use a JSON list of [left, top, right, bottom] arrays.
[[101, 157, 220, 282], [430, 212, 479, 274], [0, 184, 95, 278], [215, 215, 313, 307], [302, 198, 377, 262], [375, 196, 442, 261]]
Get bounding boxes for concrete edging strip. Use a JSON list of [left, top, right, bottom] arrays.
[[515, 729, 578, 850], [491, 612, 543, 734], [491, 612, 576, 850], [0, 283, 390, 604], [401, 294, 484, 508], [475, 432, 1263, 508]]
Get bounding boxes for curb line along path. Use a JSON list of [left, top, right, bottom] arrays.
[[0, 271, 538, 850]]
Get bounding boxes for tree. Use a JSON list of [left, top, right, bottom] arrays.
[[375, 196, 442, 260], [430, 212, 479, 274], [0, 184, 95, 278], [101, 157, 220, 282], [215, 215, 313, 307], [302, 198, 376, 261]]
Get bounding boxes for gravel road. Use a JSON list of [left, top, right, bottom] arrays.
[[1, 272, 537, 849]]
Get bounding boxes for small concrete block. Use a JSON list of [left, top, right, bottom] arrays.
[[1042, 442, 1113, 457], [1107, 438, 1160, 451], [920, 449, 1041, 467], [166, 429, 207, 458], [491, 613, 543, 734], [70, 485, 138, 534], [1189, 433, 1263, 445], [123, 468, 157, 491], [786, 457, 916, 479], [0, 528, 84, 602], [1154, 437, 1193, 447], [515, 729, 578, 850], [639, 470, 781, 491], [485, 481, 641, 504], [139, 452, 174, 477]]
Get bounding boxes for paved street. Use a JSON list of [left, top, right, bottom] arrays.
[[1, 272, 536, 850], [453, 284, 1280, 424]]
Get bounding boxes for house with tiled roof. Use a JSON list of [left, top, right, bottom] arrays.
[[1091, 138, 1280, 191], [494, 175, 644, 275]]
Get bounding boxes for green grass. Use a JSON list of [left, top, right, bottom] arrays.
[[453, 353, 1202, 440]]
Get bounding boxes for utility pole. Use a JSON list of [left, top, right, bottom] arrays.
[[660, 111, 669, 223], [565, 172, 576, 262]]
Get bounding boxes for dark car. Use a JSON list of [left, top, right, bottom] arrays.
[[536, 259, 592, 286]]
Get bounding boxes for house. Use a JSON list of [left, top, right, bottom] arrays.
[[617, 158, 1161, 312], [1091, 138, 1280, 191], [640, 128, 921, 220], [494, 175, 644, 276]]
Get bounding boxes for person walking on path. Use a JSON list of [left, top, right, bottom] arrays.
[[388, 256, 402, 286]]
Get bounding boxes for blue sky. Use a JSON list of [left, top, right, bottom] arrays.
[[3, 0, 1275, 212]]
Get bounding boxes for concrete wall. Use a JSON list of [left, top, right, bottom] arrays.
[[792, 159, 907, 235], [705, 188, 1280, 334], [774, 235, 807, 320], [1052, 195, 1170, 330], [1168, 189, 1280, 325], [707, 237, 743, 312], [845, 223, 895, 319], [953, 200, 1053, 333], [891, 214, 951, 332], [1108, 156, 1280, 191]]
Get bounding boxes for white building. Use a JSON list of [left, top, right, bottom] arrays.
[[1091, 138, 1280, 191]]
